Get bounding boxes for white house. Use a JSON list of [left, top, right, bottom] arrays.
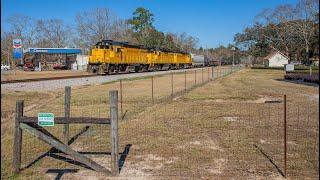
[[263, 51, 289, 67]]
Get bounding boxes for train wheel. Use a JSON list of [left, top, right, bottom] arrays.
[[134, 66, 140, 73], [108, 65, 115, 74], [98, 65, 105, 75], [87, 65, 92, 73], [92, 65, 98, 74]]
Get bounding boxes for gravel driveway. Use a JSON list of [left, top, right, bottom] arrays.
[[2, 68, 212, 92]]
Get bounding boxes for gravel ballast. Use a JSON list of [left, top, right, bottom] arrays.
[[1, 68, 211, 92]]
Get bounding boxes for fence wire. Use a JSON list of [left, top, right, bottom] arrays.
[[14, 65, 319, 179]]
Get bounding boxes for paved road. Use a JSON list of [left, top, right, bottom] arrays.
[[1, 67, 214, 92]]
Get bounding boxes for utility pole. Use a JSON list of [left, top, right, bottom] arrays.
[[205, 45, 208, 56], [7, 51, 10, 66], [231, 46, 235, 66]]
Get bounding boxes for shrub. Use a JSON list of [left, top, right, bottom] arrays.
[[284, 73, 319, 84], [251, 66, 284, 70], [294, 65, 319, 70]]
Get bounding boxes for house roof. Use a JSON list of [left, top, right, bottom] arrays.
[[264, 51, 289, 60], [27, 48, 82, 54]]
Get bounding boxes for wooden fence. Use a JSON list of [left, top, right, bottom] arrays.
[[12, 88, 120, 176]]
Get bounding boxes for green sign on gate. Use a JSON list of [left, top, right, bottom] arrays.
[[38, 113, 54, 126]]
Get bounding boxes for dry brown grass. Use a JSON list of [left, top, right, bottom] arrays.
[[1, 67, 318, 179]]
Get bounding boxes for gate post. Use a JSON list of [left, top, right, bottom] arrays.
[[184, 71, 187, 91], [202, 68, 204, 83], [13, 100, 24, 173], [207, 67, 209, 82], [110, 90, 119, 176], [64, 86, 71, 145], [194, 70, 196, 85], [211, 66, 214, 79], [120, 80, 123, 116], [171, 73, 174, 97], [151, 76, 154, 104], [284, 94, 287, 178]]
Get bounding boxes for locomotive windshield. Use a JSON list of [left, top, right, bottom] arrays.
[[95, 42, 110, 49]]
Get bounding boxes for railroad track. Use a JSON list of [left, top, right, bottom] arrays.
[[1, 74, 98, 84]]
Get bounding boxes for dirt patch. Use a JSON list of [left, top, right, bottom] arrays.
[[259, 139, 267, 144], [303, 94, 319, 101], [204, 96, 282, 104], [48, 154, 167, 179], [189, 140, 202, 145], [223, 116, 238, 122], [188, 139, 224, 151], [121, 154, 176, 178], [173, 96, 182, 101], [206, 158, 227, 174]]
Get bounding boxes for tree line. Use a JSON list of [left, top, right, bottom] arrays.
[[193, 0, 319, 66], [234, 0, 319, 64], [1, 7, 199, 64]]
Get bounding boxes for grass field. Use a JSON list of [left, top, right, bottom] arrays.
[[1, 67, 318, 179]]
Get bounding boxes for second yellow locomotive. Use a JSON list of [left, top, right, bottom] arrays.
[[88, 40, 192, 74]]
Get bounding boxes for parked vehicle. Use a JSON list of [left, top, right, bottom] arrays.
[[1, 64, 10, 70], [23, 63, 35, 71], [53, 63, 67, 70]]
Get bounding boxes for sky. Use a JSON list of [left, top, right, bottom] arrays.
[[1, 0, 299, 48]]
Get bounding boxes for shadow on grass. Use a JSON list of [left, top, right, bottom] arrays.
[[21, 124, 132, 179], [119, 144, 132, 172], [46, 169, 79, 180], [253, 144, 285, 177], [44, 144, 132, 179], [21, 126, 91, 170]]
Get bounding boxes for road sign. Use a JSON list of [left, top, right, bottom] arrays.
[[13, 48, 23, 59], [38, 113, 54, 126], [285, 64, 294, 72], [13, 39, 22, 48], [13, 39, 23, 59]]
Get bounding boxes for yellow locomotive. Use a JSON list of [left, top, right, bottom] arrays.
[[88, 40, 192, 74]]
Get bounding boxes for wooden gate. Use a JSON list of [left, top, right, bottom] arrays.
[[12, 89, 120, 176]]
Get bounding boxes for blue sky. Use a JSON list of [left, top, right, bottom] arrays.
[[1, 0, 298, 48]]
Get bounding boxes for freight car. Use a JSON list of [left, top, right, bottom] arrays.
[[191, 54, 205, 67], [88, 40, 192, 74], [204, 56, 220, 66]]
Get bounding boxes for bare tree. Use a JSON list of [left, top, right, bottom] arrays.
[[1, 31, 14, 65], [293, 0, 319, 63], [169, 32, 198, 52], [35, 19, 70, 48], [110, 19, 133, 42], [255, 5, 297, 57], [6, 14, 37, 49], [238, 0, 319, 62], [75, 8, 117, 53]]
